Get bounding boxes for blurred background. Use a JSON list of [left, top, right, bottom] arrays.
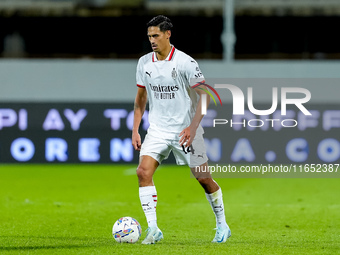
[[1, 0, 340, 59], [0, 0, 339, 164]]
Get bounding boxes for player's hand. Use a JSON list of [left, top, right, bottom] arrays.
[[132, 132, 142, 151], [179, 126, 196, 148]]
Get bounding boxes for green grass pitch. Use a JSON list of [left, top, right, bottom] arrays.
[[0, 164, 339, 255]]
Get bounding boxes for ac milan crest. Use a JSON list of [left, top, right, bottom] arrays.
[[171, 68, 177, 80]]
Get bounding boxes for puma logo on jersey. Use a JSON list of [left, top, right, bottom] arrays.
[[146, 71, 152, 77]]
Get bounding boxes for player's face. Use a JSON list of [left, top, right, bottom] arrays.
[[147, 26, 171, 54]]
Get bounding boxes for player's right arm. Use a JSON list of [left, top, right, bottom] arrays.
[[132, 87, 147, 151]]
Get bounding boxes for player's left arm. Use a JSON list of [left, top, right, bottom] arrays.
[[179, 84, 210, 147]]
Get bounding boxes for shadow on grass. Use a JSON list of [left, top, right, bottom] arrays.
[[0, 235, 114, 251], [0, 244, 96, 251]]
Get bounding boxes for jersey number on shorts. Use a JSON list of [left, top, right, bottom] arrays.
[[182, 145, 195, 154]]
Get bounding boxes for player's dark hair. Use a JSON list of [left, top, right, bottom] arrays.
[[147, 15, 173, 32]]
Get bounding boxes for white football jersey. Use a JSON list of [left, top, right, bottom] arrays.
[[136, 46, 204, 139]]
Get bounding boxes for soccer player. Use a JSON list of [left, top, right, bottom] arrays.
[[132, 15, 231, 244]]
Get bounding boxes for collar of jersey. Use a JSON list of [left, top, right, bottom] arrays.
[[152, 45, 175, 62]]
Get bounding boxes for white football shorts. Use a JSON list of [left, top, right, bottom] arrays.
[[140, 132, 208, 168]]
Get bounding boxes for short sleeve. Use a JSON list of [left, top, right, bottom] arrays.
[[184, 58, 205, 88], [136, 58, 145, 88]]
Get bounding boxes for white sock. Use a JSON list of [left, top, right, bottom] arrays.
[[139, 186, 158, 228], [206, 188, 228, 229]]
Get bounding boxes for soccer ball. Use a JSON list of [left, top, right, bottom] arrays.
[[112, 217, 142, 243]]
